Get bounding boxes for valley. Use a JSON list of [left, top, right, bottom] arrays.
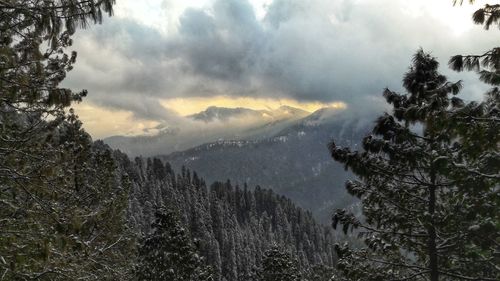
[[105, 106, 372, 222]]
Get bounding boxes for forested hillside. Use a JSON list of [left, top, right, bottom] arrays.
[[162, 109, 368, 222], [119, 153, 338, 280]]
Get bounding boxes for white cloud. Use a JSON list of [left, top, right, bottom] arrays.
[[64, 0, 497, 130]]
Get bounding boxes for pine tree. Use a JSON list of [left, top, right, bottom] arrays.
[[127, 164, 337, 281], [329, 50, 499, 280], [309, 264, 338, 281], [260, 245, 301, 281], [0, 0, 115, 161], [450, 1, 499, 86], [447, 3, 499, 278], [135, 209, 213, 281], [0, 110, 134, 280], [0, 1, 138, 279]]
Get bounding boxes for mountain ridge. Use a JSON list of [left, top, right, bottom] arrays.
[[159, 112, 370, 222], [103, 105, 343, 157]]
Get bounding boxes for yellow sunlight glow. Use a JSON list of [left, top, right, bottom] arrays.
[[72, 103, 160, 138], [160, 96, 347, 116], [73, 97, 348, 139]]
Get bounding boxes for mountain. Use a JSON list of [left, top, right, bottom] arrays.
[[270, 105, 310, 119], [160, 108, 371, 222], [188, 106, 265, 122], [189, 105, 310, 123], [104, 106, 372, 222], [104, 105, 310, 156]]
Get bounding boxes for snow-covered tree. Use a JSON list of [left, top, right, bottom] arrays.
[[0, 1, 115, 181], [446, 3, 500, 278], [260, 245, 301, 281], [135, 209, 213, 281], [126, 161, 337, 281], [0, 1, 137, 279], [0, 111, 134, 280], [308, 264, 337, 281], [330, 50, 499, 281]]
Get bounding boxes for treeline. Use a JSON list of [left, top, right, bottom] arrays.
[[1, 114, 338, 280], [122, 154, 338, 280]]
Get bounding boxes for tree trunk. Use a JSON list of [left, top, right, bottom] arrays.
[[428, 169, 439, 281]]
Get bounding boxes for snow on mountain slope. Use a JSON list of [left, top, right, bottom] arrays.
[[160, 112, 370, 222], [104, 105, 312, 156]]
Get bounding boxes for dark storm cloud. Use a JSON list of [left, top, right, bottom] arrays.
[[64, 0, 497, 121]]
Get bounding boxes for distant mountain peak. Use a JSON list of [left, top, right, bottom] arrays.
[[300, 107, 344, 126], [188, 106, 260, 122], [275, 105, 310, 116], [278, 105, 302, 110], [103, 104, 356, 157], [188, 105, 310, 123]]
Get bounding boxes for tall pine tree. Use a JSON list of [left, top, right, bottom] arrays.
[[330, 50, 499, 281], [0, 1, 136, 279]]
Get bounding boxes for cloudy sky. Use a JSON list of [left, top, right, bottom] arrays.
[[64, 0, 497, 138]]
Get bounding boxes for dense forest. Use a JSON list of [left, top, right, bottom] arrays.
[[160, 115, 364, 223], [124, 153, 338, 280], [1, 0, 498, 281]]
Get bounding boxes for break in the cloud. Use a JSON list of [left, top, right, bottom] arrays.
[[64, 0, 497, 137]]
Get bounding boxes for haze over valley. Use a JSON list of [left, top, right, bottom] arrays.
[[104, 104, 368, 222]]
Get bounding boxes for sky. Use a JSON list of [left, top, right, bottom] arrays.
[[63, 0, 498, 138]]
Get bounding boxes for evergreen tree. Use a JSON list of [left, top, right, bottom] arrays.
[[0, 1, 137, 279], [135, 209, 213, 281], [307, 264, 338, 281], [0, 110, 134, 280], [0, 0, 114, 113], [260, 245, 301, 281], [126, 162, 337, 281], [0, 1, 115, 170], [450, 1, 499, 86], [330, 50, 499, 280], [447, 2, 500, 279]]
